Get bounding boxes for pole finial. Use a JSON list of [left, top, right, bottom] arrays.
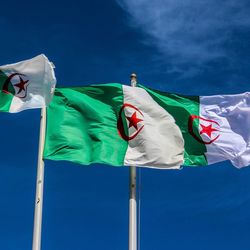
[[130, 73, 137, 80], [130, 73, 137, 87]]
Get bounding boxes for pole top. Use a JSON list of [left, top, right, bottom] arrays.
[[130, 73, 137, 87], [130, 73, 137, 80]]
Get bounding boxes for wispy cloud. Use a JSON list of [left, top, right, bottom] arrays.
[[117, 0, 250, 76]]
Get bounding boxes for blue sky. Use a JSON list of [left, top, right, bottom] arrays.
[[0, 0, 250, 249]]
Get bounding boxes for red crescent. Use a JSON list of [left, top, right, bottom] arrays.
[[2, 72, 26, 94], [188, 115, 220, 144], [117, 103, 144, 141]]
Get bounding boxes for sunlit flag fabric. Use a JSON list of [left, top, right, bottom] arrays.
[[44, 84, 184, 169], [43, 84, 250, 169], [0, 54, 56, 113]]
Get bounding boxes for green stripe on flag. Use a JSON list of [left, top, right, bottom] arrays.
[[44, 83, 128, 166], [0, 70, 14, 112], [0, 92, 13, 112]]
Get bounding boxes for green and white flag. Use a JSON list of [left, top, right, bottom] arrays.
[[43, 84, 250, 169], [0, 54, 56, 113], [143, 85, 250, 168]]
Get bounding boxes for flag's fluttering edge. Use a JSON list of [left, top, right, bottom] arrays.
[[0, 54, 56, 113], [43, 84, 250, 169]]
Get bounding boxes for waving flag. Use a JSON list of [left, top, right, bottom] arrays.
[[43, 84, 250, 169], [43, 84, 184, 169], [0, 54, 56, 113], [142, 85, 250, 168]]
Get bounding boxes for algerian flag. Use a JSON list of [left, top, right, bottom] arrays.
[[0, 54, 56, 113], [44, 84, 184, 169], [142, 85, 250, 168], [43, 84, 250, 169]]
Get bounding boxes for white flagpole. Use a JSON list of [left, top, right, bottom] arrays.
[[32, 107, 46, 250], [129, 73, 137, 250]]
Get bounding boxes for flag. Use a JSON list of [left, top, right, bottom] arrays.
[[142, 85, 250, 168], [43, 84, 250, 169], [43, 84, 184, 169], [0, 54, 56, 113]]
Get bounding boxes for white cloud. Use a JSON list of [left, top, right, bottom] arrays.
[[117, 0, 250, 74]]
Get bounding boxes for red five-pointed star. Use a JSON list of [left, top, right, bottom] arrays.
[[126, 111, 143, 130], [14, 76, 29, 94], [200, 124, 218, 138]]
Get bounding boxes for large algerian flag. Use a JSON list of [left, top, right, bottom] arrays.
[[43, 83, 250, 169], [0, 54, 56, 113]]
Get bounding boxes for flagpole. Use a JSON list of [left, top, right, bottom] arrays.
[[129, 73, 137, 250], [32, 107, 46, 250]]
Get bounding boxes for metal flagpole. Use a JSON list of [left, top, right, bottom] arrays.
[[32, 107, 46, 250], [129, 73, 137, 250]]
